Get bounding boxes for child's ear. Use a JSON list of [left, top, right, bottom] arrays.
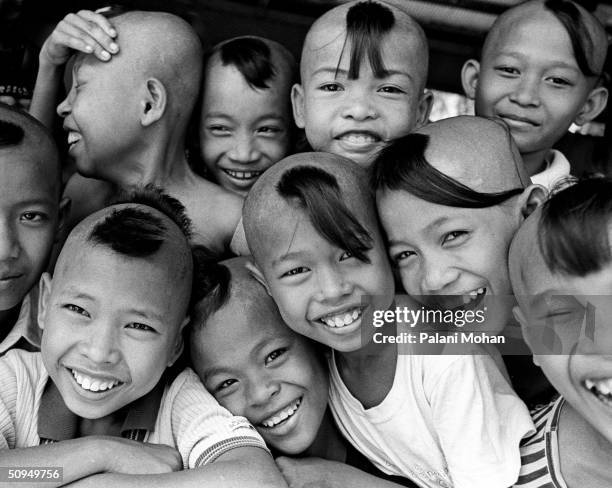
[[415, 90, 434, 127], [141, 78, 167, 126], [37, 273, 53, 331], [168, 316, 189, 367], [516, 184, 547, 221], [573, 86, 608, 126], [55, 197, 71, 243], [291, 83, 306, 129], [461, 59, 480, 99], [245, 259, 272, 296]]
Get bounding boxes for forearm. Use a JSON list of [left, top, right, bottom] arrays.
[[0, 437, 108, 488], [29, 58, 64, 128], [67, 451, 288, 488]]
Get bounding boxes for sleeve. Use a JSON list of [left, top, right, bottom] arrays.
[[429, 355, 535, 488], [0, 351, 34, 450], [168, 368, 269, 469]]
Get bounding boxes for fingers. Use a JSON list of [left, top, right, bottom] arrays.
[[55, 10, 119, 62]]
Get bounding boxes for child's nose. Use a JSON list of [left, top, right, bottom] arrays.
[[315, 266, 353, 303], [0, 221, 20, 261], [80, 322, 121, 365], [248, 376, 280, 407], [228, 134, 260, 164], [56, 92, 73, 118], [509, 76, 541, 107], [420, 255, 460, 294], [341, 92, 378, 121]]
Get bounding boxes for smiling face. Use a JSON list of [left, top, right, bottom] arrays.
[[377, 190, 519, 333], [258, 207, 394, 352], [39, 242, 187, 419], [200, 60, 292, 196], [57, 54, 140, 183], [512, 218, 612, 443], [191, 288, 328, 455], [292, 24, 429, 167], [0, 142, 60, 312], [473, 10, 597, 161]]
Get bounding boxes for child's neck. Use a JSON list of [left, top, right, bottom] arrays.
[[303, 409, 346, 461], [559, 400, 612, 487], [78, 411, 124, 437], [521, 148, 551, 178], [0, 305, 21, 343], [335, 321, 398, 409]]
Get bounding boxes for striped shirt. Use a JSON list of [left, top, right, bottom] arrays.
[[0, 350, 268, 468], [514, 396, 566, 488]]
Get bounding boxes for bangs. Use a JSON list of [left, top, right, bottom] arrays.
[[371, 133, 524, 208], [340, 1, 395, 79], [277, 165, 373, 262]]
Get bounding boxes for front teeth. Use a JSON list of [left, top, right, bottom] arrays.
[[67, 132, 81, 145], [224, 169, 262, 180], [340, 133, 378, 144], [321, 308, 361, 328], [71, 369, 121, 392], [261, 398, 302, 428], [586, 378, 612, 398], [462, 287, 486, 305]]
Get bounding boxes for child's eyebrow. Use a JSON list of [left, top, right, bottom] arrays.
[[15, 197, 56, 207], [125, 308, 165, 325], [203, 365, 233, 382], [311, 66, 413, 81]]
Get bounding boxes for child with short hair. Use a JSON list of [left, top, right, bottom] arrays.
[[0, 194, 286, 487], [291, 0, 433, 167], [190, 256, 419, 487], [509, 177, 612, 487], [30, 9, 243, 256], [200, 36, 296, 197], [0, 104, 68, 355], [372, 115, 553, 406], [243, 151, 533, 488], [461, 0, 608, 189]]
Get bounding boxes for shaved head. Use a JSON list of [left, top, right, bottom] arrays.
[[244, 152, 378, 265], [484, 0, 607, 79], [509, 206, 545, 299], [415, 115, 531, 192], [301, 0, 428, 91]]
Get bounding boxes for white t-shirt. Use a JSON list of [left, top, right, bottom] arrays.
[[530, 149, 570, 191], [328, 351, 535, 488]]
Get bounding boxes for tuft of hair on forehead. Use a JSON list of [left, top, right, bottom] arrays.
[[343, 0, 395, 79], [538, 177, 612, 277], [210, 36, 297, 90], [371, 132, 525, 209]]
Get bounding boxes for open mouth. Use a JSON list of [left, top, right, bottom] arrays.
[[260, 397, 302, 429], [67, 131, 82, 149], [424, 287, 487, 312], [585, 378, 612, 407], [335, 131, 382, 148], [222, 169, 263, 181], [318, 307, 363, 329], [70, 368, 124, 393]]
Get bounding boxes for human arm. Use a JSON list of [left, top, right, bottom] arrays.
[[277, 456, 419, 488], [65, 446, 287, 488], [29, 10, 118, 127]]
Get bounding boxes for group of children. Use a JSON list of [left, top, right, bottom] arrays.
[[0, 0, 610, 486]]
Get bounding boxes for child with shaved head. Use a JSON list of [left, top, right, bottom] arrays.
[[0, 104, 68, 355], [0, 191, 286, 487], [509, 177, 612, 487], [30, 9, 243, 256], [292, 0, 433, 167], [243, 151, 533, 488], [200, 36, 297, 197], [373, 115, 553, 405], [462, 0, 608, 189]]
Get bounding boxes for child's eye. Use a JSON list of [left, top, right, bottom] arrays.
[[265, 347, 287, 365], [495, 66, 520, 76], [208, 125, 231, 135], [392, 250, 416, 263], [126, 322, 156, 332], [216, 379, 237, 391], [378, 86, 405, 94], [442, 230, 468, 245], [547, 77, 572, 87], [256, 126, 282, 136], [64, 304, 90, 317], [20, 212, 47, 223], [281, 266, 309, 278], [339, 251, 354, 261], [319, 83, 343, 92]]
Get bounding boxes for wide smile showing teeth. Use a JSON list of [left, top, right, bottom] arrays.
[[223, 169, 262, 180], [585, 378, 612, 407], [70, 368, 123, 392], [337, 132, 381, 145], [260, 397, 302, 428], [319, 307, 362, 328], [67, 132, 81, 147], [460, 287, 487, 306]]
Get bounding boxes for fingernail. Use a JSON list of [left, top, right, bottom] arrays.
[[110, 42, 118, 52], [110, 29, 117, 37], [101, 51, 111, 60], [85, 45, 93, 53]]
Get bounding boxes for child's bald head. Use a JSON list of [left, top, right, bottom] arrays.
[[484, 0, 607, 84], [244, 152, 379, 266], [300, 0, 428, 92]]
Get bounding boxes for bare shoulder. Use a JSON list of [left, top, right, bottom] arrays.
[[63, 173, 115, 229]]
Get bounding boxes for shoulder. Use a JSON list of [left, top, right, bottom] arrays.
[[63, 174, 115, 228]]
